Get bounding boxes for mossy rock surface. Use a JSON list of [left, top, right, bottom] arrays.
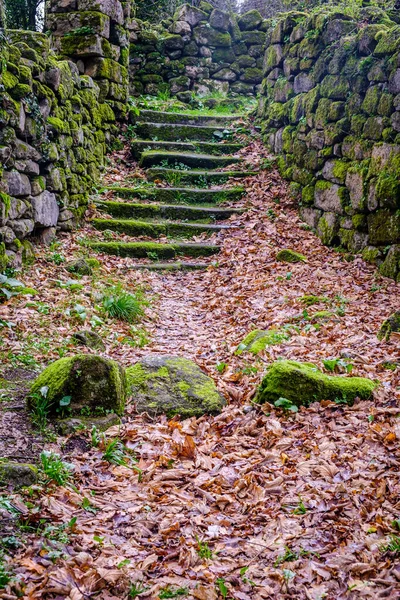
[[127, 355, 225, 418], [0, 461, 38, 488], [255, 360, 377, 407], [56, 413, 121, 435], [377, 311, 400, 341], [276, 249, 307, 263], [236, 328, 290, 354], [29, 355, 127, 417]]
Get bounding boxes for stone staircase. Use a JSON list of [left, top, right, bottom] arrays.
[[89, 109, 255, 270]]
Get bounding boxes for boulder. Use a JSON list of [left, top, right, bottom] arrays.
[[174, 4, 208, 27], [255, 360, 377, 406], [29, 355, 127, 417], [236, 328, 290, 355], [210, 9, 230, 33], [66, 258, 92, 275], [127, 355, 225, 418], [377, 311, 400, 341], [2, 171, 31, 197], [0, 462, 38, 488], [276, 249, 307, 263], [72, 330, 105, 351], [238, 10, 263, 31], [30, 191, 59, 228]]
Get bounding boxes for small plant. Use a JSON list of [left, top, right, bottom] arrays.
[[266, 208, 277, 221], [292, 496, 307, 515], [103, 438, 128, 466], [0, 556, 12, 589], [216, 578, 228, 598], [215, 362, 227, 373], [40, 451, 73, 486], [274, 397, 298, 413], [46, 251, 65, 265], [129, 582, 148, 597], [81, 497, 98, 514], [159, 586, 188, 598], [282, 569, 295, 592], [196, 537, 213, 560], [146, 251, 159, 261], [323, 357, 353, 374], [274, 546, 298, 567], [30, 386, 51, 430], [102, 284, 147, 323], [380, 535, 400, 555], [64, 25, 95, 37]]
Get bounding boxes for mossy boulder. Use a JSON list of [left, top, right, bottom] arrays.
[[276, 249, 307, 263], [236, 328, 290, 355], [377, 311, 400, 341], [29, 355, 127, 417], [126, 355, 225, 418], [0, 461, 38, 488], [255, 360, 377, 406]]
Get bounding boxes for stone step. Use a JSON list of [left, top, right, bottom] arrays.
[[92, 218, 233, 238], [135, 122, 234, 142], [97, 201, 243, 221], [139, 151, 242, 170], [131, 140, 242, 159], [87, 241, 220, 259], [129, 262, 209, 272], [147, 168, 257, 186], [132, 109, 240, 126], [104, 186, 245, 204]]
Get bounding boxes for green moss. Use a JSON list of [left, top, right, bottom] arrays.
[[332, 160, 349, 183], [29, 355, 127, 416], [276, 249, 307, 263], [255, 360, 377, 406], [0, 242, 9, 273], [47, 117, 70, 134], [0, 462, 38, 488], [299, 295, 330, 307], [377, 311, 400, 341], [11, 84, 31, 100], [236, 328, 290, 355], [0, 192, 11, 218], [2, 71, 18, 90], [301, 185, 315, 206]]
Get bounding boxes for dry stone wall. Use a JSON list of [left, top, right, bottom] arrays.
[[0, 0, 130, 270], [258, 10, 400, 281], [129, 3, 267, 99]]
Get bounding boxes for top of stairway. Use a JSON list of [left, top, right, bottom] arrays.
[[132, 109, 243, 127]]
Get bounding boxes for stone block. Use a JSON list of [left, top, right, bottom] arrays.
[[31, 191, 60, 228], [314, 180, 346, 214], [174, 4, 207, 27], [78, 0, 124, 25], [47, 11, 110, 37], [2, 171, 31, 197], [210, 9, 230, 33]]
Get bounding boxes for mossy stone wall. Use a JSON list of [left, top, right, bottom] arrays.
[[258, 9, 400, 281], [129, 4, 267, 100], [0, 0, 132, 269]]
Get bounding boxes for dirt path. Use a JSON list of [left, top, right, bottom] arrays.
[[0, 143, 400, 599]]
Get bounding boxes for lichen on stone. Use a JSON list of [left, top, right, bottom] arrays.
[[276, 249, 307, 263], [377, 311, 400, 341], [126, 355, 225, 418], [236, 328, 290, 354]]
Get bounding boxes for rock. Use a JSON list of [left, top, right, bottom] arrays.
[[276, 249, 307, 263], [56, 413, 121, 435], [36, 227, 57, 246], [293, 73, 314, 94], [314, 181, 346, 214], [2, 171, 31, 197], [255, 360, 377, 406], [0, 461, 38, 488], [174, 4, 207, 27], [8, 218, 34, 238], [213, 68, 236, 82], [238, 10, 263, 31], [236, 329, 289, 355], [169, 20, 191, 36], [72, 330, 105, 351], [66, 258, 92, 275], [379, 245, 400, 280], [377, 311, 400, 341], [30, 191, 59, 227], [29, 355, 127, 417], [210, 9, 230, 33], [127, 355, 225, 418]]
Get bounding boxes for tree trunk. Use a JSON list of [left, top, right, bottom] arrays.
[[27, 0, 37, 30]]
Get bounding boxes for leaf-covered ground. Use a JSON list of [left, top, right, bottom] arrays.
[[0, 140, 399, 599]]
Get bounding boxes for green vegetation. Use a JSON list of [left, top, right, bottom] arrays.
[[102, 284, 148, 323], [40, 451, 73, 486]]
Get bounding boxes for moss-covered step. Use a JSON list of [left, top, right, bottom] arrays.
[[135, 122, 236, 142], [92, 218, 234, 238], [87, 241, 220, 259], [255, 360, 377, 407], [131, 109, 241, 126], [131, 140, 243, 159], [139, 151, 242, 170], [97, 201, 243, 221], [147, 168, 257, 185], [129, 262, 209, 271], [105, 186, 245, 204]]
